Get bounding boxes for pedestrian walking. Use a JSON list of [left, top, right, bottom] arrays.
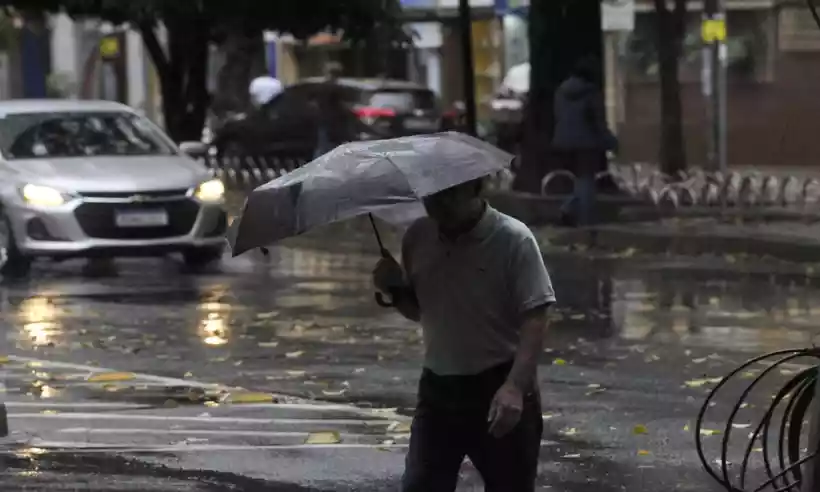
[[552, 55, 617, 227], [372, 178, 556, 491]]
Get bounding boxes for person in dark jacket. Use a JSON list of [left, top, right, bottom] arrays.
[[552, 55, 616, 226]]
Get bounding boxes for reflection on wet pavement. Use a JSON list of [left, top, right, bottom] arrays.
[[0, 227, 819, 489]]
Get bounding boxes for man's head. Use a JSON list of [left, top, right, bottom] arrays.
[[249, 76, 283, 108], [572, 55, 601, 84], [423, 178, 485, 229]]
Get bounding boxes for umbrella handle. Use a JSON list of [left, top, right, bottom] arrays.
[[374, 291, 395, 308]]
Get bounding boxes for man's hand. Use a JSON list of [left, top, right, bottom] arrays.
[[372, 254, 405, 293], [487, 381, 524, 438]]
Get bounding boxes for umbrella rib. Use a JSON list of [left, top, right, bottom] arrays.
[[382, 154, 422, 199]]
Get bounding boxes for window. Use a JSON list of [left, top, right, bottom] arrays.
[[779, 7, 820, 52], [366, 89, 437, 111], [0, 111, 175, 160]]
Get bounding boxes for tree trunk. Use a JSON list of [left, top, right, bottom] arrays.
[[515, 0, 603, 194], [140, 20, 211, 143], [654, 0, 687, 176], [213, 28, 265, 116]]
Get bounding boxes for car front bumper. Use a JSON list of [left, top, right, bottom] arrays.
[[7, 193, 227, 259]]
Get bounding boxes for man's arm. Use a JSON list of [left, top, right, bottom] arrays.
[[389, 285, 421, 322], [506, 305, 550, 392]]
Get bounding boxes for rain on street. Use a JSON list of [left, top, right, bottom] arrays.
[[0, 208, 818, 491]]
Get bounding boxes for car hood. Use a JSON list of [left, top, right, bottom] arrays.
[[2, 155, 212, 193]]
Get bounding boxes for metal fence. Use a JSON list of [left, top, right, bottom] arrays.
[[201, 154, 820, 214]]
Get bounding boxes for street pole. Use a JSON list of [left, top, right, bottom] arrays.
[[702, 0, 727, 172], [458, 0, 478, 136]]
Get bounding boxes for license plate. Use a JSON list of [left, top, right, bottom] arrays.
[[115, 210, 169, 227], [404, 117, 435, 130]]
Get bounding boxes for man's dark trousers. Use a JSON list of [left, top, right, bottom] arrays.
[[402, 360, 543, 492]]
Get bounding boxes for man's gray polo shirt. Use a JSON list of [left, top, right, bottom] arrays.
[[402, 205, 556, 376]]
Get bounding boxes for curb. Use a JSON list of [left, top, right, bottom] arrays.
[[546, 225, 820, 264]]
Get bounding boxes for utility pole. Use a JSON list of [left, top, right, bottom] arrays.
[[458, 0, 478, 136], [702, 0, 727, 172]]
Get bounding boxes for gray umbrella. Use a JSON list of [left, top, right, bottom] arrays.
[[227, 132, 513, 257]]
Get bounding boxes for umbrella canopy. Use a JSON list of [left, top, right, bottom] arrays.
[[227, 132, 513, 256]]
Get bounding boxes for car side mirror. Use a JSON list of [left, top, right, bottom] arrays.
[[179, 141, 208, 158]]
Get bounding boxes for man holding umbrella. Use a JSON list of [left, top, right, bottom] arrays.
[[227, 131, 554, 490], [374, 178, 555, 491]]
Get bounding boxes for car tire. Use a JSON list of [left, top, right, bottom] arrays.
[[182, 246, 224, 269], [0, 214, 32, 278]]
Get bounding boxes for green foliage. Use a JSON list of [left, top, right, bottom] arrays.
[[0, 0, 401, 41]]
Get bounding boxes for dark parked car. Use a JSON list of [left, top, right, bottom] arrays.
[[210, 78, 458, 157]]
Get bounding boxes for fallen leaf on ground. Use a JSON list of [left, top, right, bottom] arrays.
[[0, 356, 9, 364], [286, 350, 304, 359], [387, 421, 412, 433], [561, 428, 578, 437], [638, 450, 651, 456], [633, 424, 649, 435], [87, 372, 136, 383], [700, 429, 722, 437], [683, 424, 691, 432], [305, 431, 341, 445], [553, 358, 567, 366], [322, 389, 347, 396], [227, 392, 273, 404]]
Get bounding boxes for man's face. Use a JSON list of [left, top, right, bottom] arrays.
[[423, 183, 476, 227]]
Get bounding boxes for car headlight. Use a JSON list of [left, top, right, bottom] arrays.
[[21, 184, 70, 207], [194, 179, 225, 202]]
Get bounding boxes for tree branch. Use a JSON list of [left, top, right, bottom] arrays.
[[138, 22, 169, 78]]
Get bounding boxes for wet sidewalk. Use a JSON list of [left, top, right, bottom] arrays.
[[538, 217, 820, 263]]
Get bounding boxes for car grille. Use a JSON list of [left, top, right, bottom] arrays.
[[78, 189, 190, 200], [74, 200, 200, 240]]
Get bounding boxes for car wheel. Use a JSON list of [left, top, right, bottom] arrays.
[[0, 215, 32, 278], [182, 246, 224, 269]]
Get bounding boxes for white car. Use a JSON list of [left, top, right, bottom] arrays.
[[0, 99, 227, 277]]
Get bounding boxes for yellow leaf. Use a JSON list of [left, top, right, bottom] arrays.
[[286, 350, 304, 359], [87, 372, 136, 383], [204, 401, 219, 408], [633, 424, 649, 435], [638, 449, 651, 456], [0, 356, 9, 364], [227, 392, 273, 404], [305, 431, 341, 445], [561, 427, 578, 436], [683, 424, 691, 432], [700, 429, 721, 436], [553, 358, 567, 366]]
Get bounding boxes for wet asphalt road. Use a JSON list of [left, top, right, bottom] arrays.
[[0, 217, 819, 490]]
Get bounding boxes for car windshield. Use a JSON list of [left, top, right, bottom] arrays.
[[0, 111, 175, 160], [367, 90, 437, 111]]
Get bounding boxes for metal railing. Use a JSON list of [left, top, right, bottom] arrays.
[[202, 154, 820, 215]]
